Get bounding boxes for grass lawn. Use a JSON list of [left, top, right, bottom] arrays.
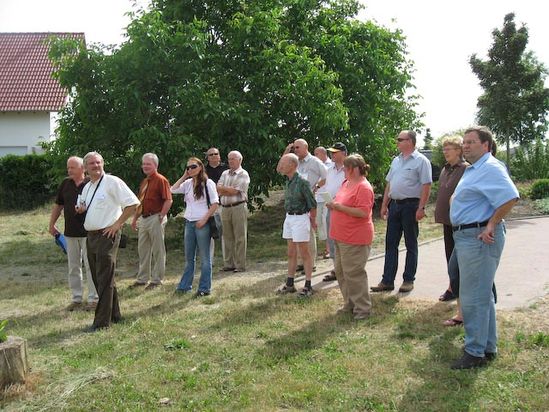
[[1, 197, 548, 411]]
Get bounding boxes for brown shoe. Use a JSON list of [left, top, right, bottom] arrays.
[[398, 281, 414, 293], [323, 270, 337, 282], [66, 302, 82, 311], [84, 301, 97, 311], [145, 283, 160, 290], [370, 282, 394, 292], [129, 281, 147, 289]]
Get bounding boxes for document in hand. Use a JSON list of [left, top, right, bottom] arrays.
[[321, 192, 332, 203], [55, 233, 67, 254]]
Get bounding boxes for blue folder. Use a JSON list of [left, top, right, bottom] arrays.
[[55, 233, 67, 254]]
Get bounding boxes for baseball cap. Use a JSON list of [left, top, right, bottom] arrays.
[[327, 142, 347, 153]]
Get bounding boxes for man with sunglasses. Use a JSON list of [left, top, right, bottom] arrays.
[[371, 130, 432, 294], [205, 148, 229, 261]]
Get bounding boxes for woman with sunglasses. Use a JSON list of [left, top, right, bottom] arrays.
[[171, 157, 219, 296], [327, 154, 375, 320]]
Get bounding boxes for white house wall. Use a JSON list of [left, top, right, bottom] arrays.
[[0, 112, 52, 157]]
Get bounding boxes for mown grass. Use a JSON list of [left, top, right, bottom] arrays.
[[1, 198, 548, 411]]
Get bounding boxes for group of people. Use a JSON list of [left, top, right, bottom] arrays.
[[49, 149, 250, 332], [49, 125, 518, 370]]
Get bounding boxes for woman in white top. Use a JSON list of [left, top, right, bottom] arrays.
[[171, 157, 219, 296]]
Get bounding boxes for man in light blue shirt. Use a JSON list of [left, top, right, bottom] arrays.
[[449, 126, 518, 370], [371, 130, 432, 293]]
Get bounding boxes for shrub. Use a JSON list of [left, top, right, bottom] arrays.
[[534, 198, 549, 214], [530, 179, 549, 200], [512, 139, 549, 180], [0, 154, 56, 210]]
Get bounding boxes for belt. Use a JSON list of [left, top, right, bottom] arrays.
[[393, 198, 419, 204], [287, 211, 306, 215], [142, 213, 157, 218], [222, 201, 245, 208], [87, 229, 106, 235], [452, 220, 489, 232]]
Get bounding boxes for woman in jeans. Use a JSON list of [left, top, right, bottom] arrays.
[[171, 157, 218, 296], [327, 154, 375, 320]]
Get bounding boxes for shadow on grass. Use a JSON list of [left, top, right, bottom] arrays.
[[390, 301, 484, 411]]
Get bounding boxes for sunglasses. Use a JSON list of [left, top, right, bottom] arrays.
[[397, 138, 410, 142], [207, 153, 219, 156], [186, 164, 199, 170]]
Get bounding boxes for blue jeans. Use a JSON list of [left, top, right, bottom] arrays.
[[326, 209, 336, 259], [177, 220, 212, 293], [382, 200, 419, 285], [454, 223, 505, 357]]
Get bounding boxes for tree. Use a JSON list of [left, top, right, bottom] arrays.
[[470, 13, 549, 165], [47, 0, 420, 208], [423, 128, 433, 150]]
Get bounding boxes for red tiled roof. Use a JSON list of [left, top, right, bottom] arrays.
[[0, 32, 85, 112]]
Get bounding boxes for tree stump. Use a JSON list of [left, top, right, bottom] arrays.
[[0, 336, 29, 388]]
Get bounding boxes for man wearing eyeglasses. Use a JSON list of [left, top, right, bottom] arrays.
[[371, 130, 432, 294], [130, 153, 173, 290], [217, 151, 250, 272], [205, 148, 229, 262]]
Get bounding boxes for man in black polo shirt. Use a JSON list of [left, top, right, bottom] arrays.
[[49, 156, 98, 311], [205, 147, 229, 262]]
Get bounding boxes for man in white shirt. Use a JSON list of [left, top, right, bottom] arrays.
[[313, 146, 333, 259], [76, 152, 140, 332]]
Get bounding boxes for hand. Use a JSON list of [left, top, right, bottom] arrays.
[[159, 214, 166, 222], [478, 223, 495, 244], [103, 222, 121, 239], [415, 208, 426, 221], [326, 201, 334, 210], [380, 204, 388, 220], [196, 218, 207, 229], [49, 225, 60, 236], [75, 204, 87, 214], [131, 218, 138, 231]]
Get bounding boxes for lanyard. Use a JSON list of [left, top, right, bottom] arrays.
[[85, 175, 104, 209]]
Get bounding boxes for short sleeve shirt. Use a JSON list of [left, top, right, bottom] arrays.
[[171, 178, 219, 221], [138, 171, 172, 216], [450, 153, 519, 225], [55, 177, 89, 237], [329, 179, 375, 245], [386, 150, 432, 199], [82, 174, 140, 231], [434, 161, 467, 225], [284, 173, 317, 213], [298, 153, 327, 189], [218, 167, 250, 206]]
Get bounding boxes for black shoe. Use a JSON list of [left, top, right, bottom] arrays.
[[451, 352, 487, 370], [485, 352, 497, 361], [194, 291, 210, 298], [439, 289, 457, 302]]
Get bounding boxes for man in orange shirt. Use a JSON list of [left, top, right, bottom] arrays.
[[131, 153, 173, 289]]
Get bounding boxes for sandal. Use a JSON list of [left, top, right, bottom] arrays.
[[297, 287, 314, 298], [323, 270, 337, 282], [443, 318, 463, 327], [439, 289, 456, 301]]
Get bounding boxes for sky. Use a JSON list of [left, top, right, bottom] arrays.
[[1, 0, 548, 139]]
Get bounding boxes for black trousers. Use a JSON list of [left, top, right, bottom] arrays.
[[87, 231, 121, 328]]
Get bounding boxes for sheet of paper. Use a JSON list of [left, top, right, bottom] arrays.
[[321, 192, 332, 203]]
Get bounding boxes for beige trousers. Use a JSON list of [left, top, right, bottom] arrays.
[[136, 214, 167, 284], [66, 236, 98, 303], [221, 203, 248, 270], [334, 241, 372, 316]]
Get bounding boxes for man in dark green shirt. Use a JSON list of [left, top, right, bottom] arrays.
[[276, 153, 317, 297]]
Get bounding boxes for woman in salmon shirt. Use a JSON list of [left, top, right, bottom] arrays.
[[327, 154, 374, 320]]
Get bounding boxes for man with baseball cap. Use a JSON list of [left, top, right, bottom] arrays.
[[320, 142, 347, 281]]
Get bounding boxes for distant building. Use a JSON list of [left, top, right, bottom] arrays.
[[0, 32, 84, 157]]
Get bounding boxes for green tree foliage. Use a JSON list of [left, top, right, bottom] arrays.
[[470, 13, 549, 165], [512, 138, 549, 180], [47, 0, 419, 206], [423, 128, 433, 150], [0, 155, 55, 210]]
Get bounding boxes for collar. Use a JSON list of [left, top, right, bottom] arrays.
[[300, 153, 313, 163], [229, 166, 243, 175], [398, 149, 419, 160], [470, 152, 491, 169]]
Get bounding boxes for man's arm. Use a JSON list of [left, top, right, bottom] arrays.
[[48, 204, 63, 236], [478, 198, 518, 244], [104, 205, 138, 239], [415, 183, 431, 221], [159, 199, 173, 220], [380, 183, 391, 220]]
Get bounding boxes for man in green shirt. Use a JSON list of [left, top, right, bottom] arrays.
[[276, 153, 317, 297]]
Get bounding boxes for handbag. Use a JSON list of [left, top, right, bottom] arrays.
[[204, 183, 220, 239]]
